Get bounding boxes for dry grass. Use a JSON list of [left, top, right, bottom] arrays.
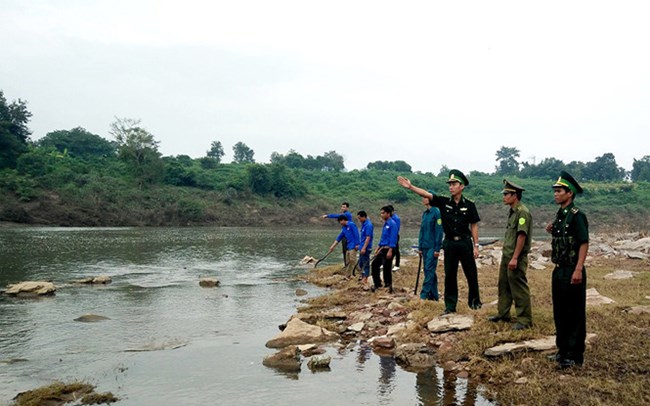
[[300, 250, 650, 406]]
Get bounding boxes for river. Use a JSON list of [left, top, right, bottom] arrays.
[[0, 226, 494, 405]]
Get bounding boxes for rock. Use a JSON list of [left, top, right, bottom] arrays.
[[387, 302, 405, 311], [394, 343, 435, 370], [457, 370, 469, 379], [307, 355, 331, 370], [348, 322, 365, 333], [291, 311, 347, 323], [604, 270, 637, 280], [5, 281, 56, 296], [387, 322, 408, 336], [73, 275, 112, 284], [263, 346, 301, 372], [530, 262, 547, 270], [586, 288, 615, 306], [74, 314, 110, 323], [626, 305, 650, 315], [368, 336, 395, 349], [443, 361, 457, 371], [485, 334, 598, 357], [427, 314, 474, 333], [300, 256, 317, 265], [295, 288, 308, 296], [199, 278, 220, 288], [515, 377, 528, 384], [298, 344, 326, 357], [266, 318, 339, 348], [624, 251, 648, 260]]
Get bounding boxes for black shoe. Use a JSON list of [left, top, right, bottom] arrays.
[[487, 315, 510, 322], [470, 303, 482, 310], [370, 285, 377, 293], [512, 323, 530, 331], [558, 358, 581, 369], [441, 309, 455, 316], [547, 353, 560, 362]]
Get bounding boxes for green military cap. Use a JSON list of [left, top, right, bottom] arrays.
[[446, 169, 469, 186], [552, 170, 583, 194], [502, 179, 525, 194]]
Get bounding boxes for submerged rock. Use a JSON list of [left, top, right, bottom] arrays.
[[263, 346, 302, 372], [266, 318, 339, 348], [295, 288, 308, 296], [394, 343, 436, 370], [74, 314, 110, 323], [307, 355, 331, 370], [5, 281, 56, 296], [199, 278, 220, 288], [72, 275, 112, 284]]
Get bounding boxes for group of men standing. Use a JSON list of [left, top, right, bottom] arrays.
[[323, 169, 589, 369]]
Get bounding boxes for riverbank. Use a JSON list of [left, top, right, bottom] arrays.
[[279, 233, 650, 405]]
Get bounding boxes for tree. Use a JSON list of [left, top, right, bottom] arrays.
[[247, 163, 271, 193], [206, 140, 225, 163], [320, 150, 345, 172], [0, 90, 32, 169], [582, 153, 625, 182], [519, 157, 566, 179], [495, 146, 520, 175], [631, 156, 650, 182], [438, 165, 450, 177], [366, 160, 412, 172], [109, 117, 163, 186], [38, 127, 115, 159], [233, 142, 255, 164]]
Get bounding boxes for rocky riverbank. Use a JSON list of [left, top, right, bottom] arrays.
[[264, 232, 650, 405]]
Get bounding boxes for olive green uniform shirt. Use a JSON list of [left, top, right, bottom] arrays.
[[502, 202, 532, 258]]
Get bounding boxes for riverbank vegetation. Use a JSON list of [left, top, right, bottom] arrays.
[[2, 89, 650, 228]]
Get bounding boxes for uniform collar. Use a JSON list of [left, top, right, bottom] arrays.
[[558, 201, 575, 217]]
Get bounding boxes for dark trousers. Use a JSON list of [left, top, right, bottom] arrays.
[[442, 238, 482, 312], [341, 237, 348, 265], [371, 248, 393, 288], [394, 235, 400, 267], [358, 251, 371, 278], [552, 266, 587, 363]]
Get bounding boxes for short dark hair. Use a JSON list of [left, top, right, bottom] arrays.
[[380, 205, 392, 214], [337, 214, 347, 222], [341, 202, 349, 208], [357, 210, 367, 218], [387, 205, 394, 212], [515, 190, 523, 200]]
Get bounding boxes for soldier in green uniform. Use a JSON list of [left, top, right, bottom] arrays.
[[488, 180, 533, 330], [398, 169, 482, 315], [546, 171, 589, 368]]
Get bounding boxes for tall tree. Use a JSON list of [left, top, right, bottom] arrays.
[[233, 142, 255, 164], [320, 150, 345, 172], [206, 140, 225, 163], [109, 117, 163, 186], [582, 153, 625, 182], [631, 156, 650, 182], [0, 90, 32, 169], [495, 146, 520, 175], [38, 127, 115, 159]]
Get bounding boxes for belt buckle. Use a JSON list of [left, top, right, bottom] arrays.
[[453, 236, 461, 241]]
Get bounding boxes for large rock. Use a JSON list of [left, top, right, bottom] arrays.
[[586, 288, 615, 306], [266, 318, 339, 348], [5, 281, 56, 296], [263, 346, 301, 372], [485, 334, 597, 357], [427, 314, 474, 333], [307, 355, 331, 370], [394, 343, 436, 370], [368, 335, 395, 349]]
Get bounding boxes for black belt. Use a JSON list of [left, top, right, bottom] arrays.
[[448, 235, 470, 241]]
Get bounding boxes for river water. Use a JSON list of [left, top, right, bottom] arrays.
[[0, 227, 493, 405]]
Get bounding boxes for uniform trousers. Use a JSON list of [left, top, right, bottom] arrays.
[[371, 248, 393, 288], [497, 255, 532, 326], [419, 248, 439, 300], [552, 265, 587, 364], [442, 238, 482, 312]]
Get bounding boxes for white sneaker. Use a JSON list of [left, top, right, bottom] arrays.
[[392, 266, 400, 272]]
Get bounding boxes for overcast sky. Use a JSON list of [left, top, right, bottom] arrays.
[[1, 1, 649, 173]]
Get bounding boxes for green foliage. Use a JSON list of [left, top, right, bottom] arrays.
[[367, 160, 412, 172], [233, 141, 255, 163], [0, 90, 32, 169], [247, 164, 271, 194], [109, 117, 163, 186], [270, 149, 345, 172], [38, 127, 115, 159], [631, 156, 650, 182], [495, 146, 520, 175], [582, 153, 625, 182]]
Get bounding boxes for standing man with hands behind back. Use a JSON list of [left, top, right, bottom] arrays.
[[398, 169, 482, 315]]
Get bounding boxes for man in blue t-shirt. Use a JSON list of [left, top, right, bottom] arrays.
[[322, 202, 353, 265], [388, 205, 401, 271], [357, 210, 374, 285], [327, 215, 360, 275], [371, 206, 398, 294]]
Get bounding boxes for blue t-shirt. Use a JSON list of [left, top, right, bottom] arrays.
[[392, 213, 401, 234], [336, 221, 360, 250], [378, 218, 398, 248], [359, 219, 374, 250]]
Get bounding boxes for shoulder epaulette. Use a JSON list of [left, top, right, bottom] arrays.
[[571, 207, 580, 214], [464, 197, 475, 203]]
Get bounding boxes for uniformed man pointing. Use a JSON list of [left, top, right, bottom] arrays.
[[488, 179, 533, 330]]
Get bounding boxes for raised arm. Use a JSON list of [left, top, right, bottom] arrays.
[[397, 176, 433, 199]]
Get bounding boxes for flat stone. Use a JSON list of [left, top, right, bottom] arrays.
[[485, 334, 597, 357], [74, 314, 110, 323], [368, 336, 395, 349], [295, 288, 308, 296], [199, 278, 220, 288], [586, 288, 615, 306], [352, 312, 373, 322], [624, 251, 648, 260], [5, 281, 56, 296], [604, 270, 637, 280], [530, 262, 547, 270], [266, 318, 339, 348], [348, 322, 365, 333], [387, 322, 408, 336], [427, 314, 474, 333], [626, 305, 650, 315]]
